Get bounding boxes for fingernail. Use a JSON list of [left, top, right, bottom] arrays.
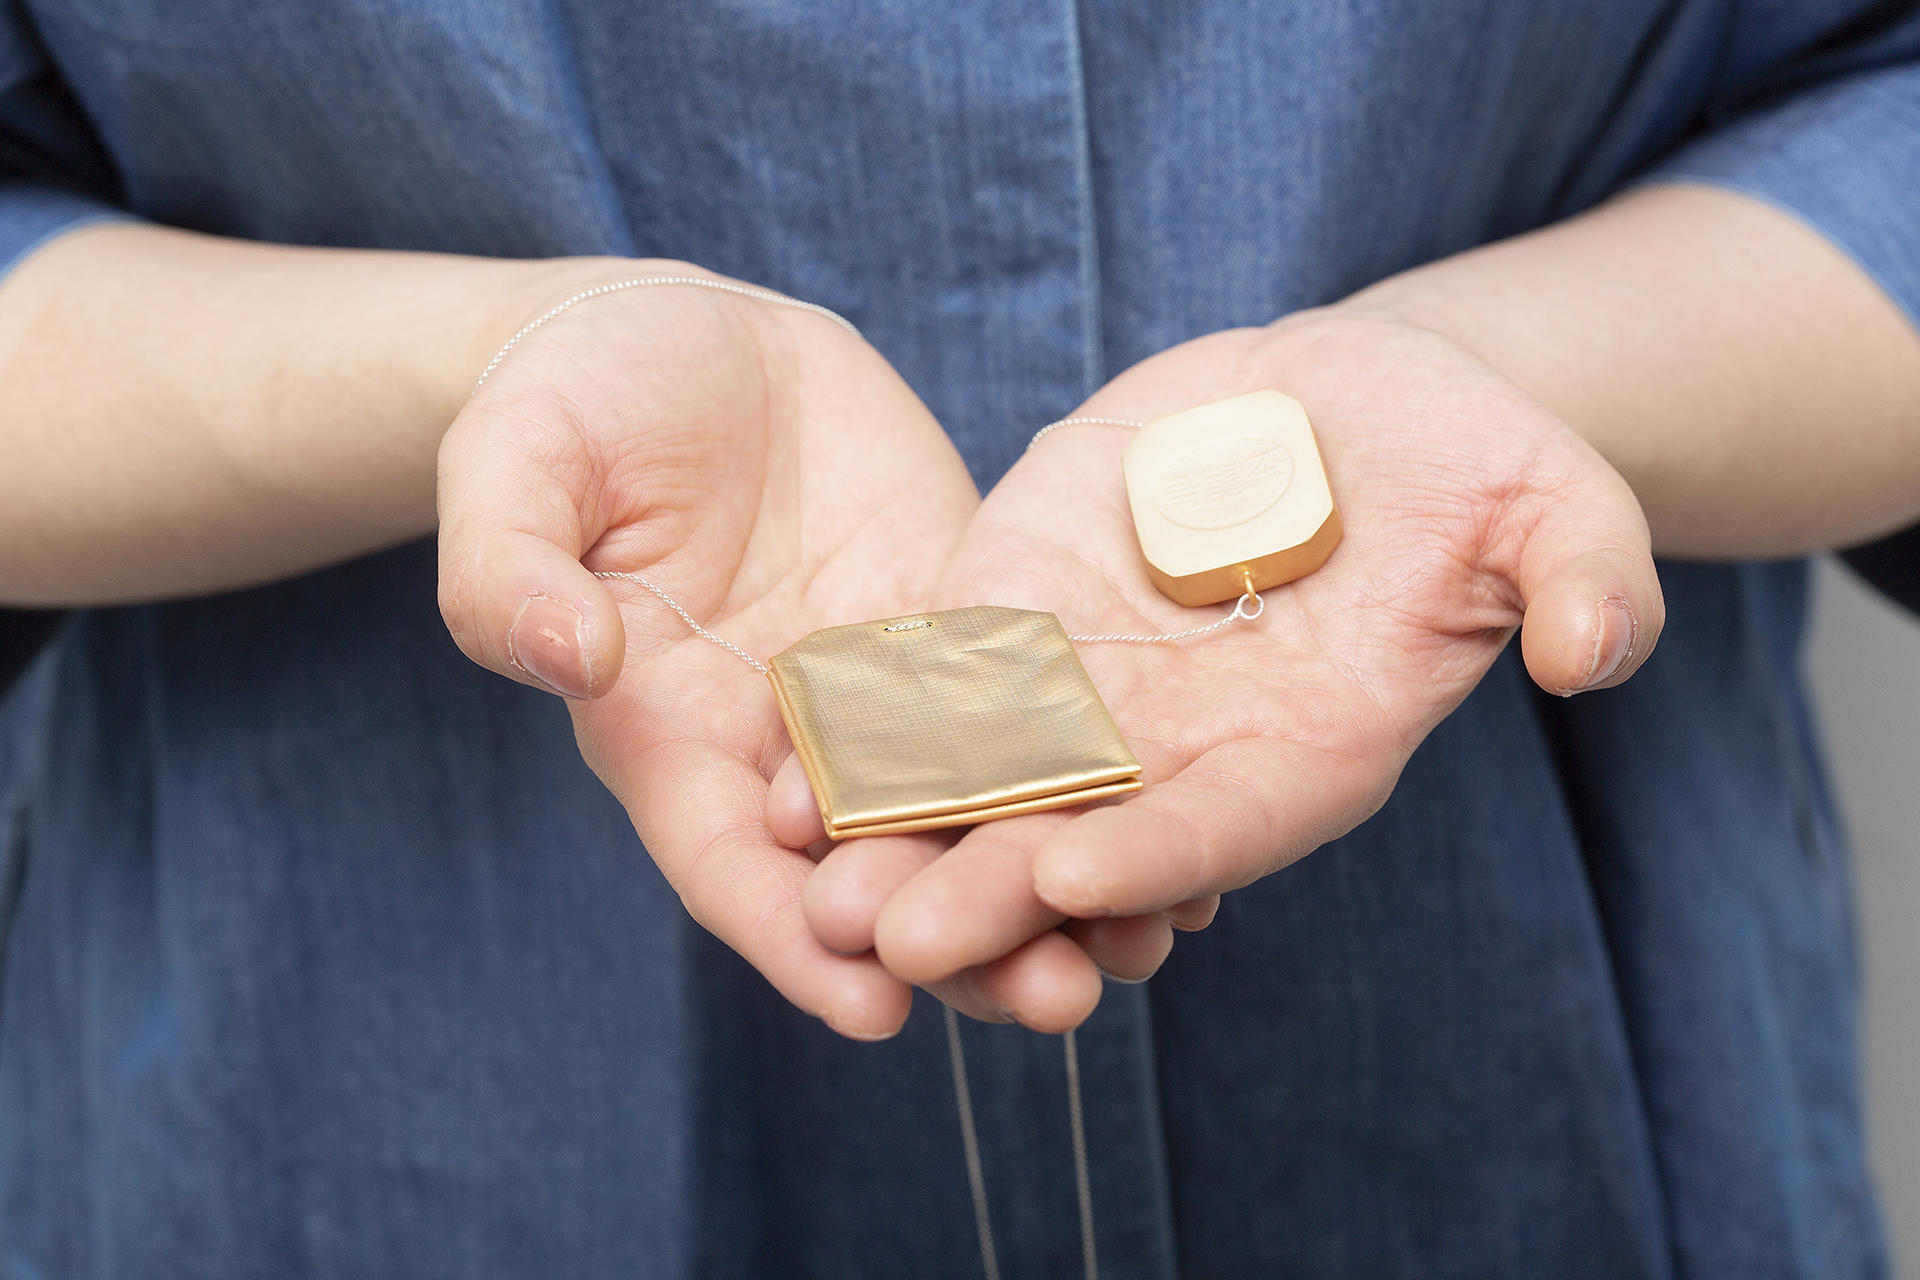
[[997, 1008, 1026, 1028], [509, 594, 591, 699], [823, 1014, 898, 1043], [1095, 964, 1149, 986], [1575, 597, 1637, 693]]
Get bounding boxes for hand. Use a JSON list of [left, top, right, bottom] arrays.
[[437, 262, 1181, 1039], [435, 263, 988, 1039], [777, 308, 1664, 1028]]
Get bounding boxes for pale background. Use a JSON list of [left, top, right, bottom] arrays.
[[1807, 557, 1920, 1271]]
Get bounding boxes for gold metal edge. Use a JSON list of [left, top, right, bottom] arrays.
[[820, 761, 1144, 838], [765, 661, 844, 832], [1143, 504, 1343, 607], [823, 777, 1145, 841]]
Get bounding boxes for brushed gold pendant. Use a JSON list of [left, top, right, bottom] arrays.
[[767, 606, 1142, 840], [1122, 389, 1341, 607]]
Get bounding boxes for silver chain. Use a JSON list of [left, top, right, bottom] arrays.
[[591, 570, 770, 675], [1063, 1025, 1099, 1280], [944, 1011, 1099, 1280], [944, 1006, 1002, 1280], [1025, 414, 1146, 449], [1066, 589, 1264, 644], [1027, 415, 1265, 643], [584, 412, 1261, 669], [479, 277, 1282, 1280], [472, 274, 862, 392]]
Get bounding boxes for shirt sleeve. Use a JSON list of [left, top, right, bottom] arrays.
[[1638, 6, 1920, 328], [1637, 6, 1920, 601], [0, 2, 133, 279]]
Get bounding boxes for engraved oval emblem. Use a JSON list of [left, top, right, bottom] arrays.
[[1151, 437, 1295, 530]]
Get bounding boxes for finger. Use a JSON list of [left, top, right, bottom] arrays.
[[1031, 735, 1390, 917], [1163, 895, 1221, 932], [589, 732, 914, 1040], [928, 930, 1105, 1033], [437, 411, 626, 700], [801, 829, 953, 955], [1062, 914, 1176, 983], [766, 751, 827, 848], [873, 818, 1070, 987], [1511, 477, 1665, 697]]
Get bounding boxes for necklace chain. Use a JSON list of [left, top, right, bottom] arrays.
[[588, 408, 1260, 666], [945, 1005, 1003, 1280], [479, 276, 1260, 664], [473, 274, 862, 391], [479, 277, 1262, 664], [593, 570, 772, 675], [590, 404, 1261, 656], [477, 275, 1279, 1280]]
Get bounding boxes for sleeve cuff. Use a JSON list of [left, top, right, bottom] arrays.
[[0, 181, 137, 280], [1637, 66, 1920, 332]]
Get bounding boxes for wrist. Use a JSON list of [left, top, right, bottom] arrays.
[[438, 254, 628, 421], [443, 255, 748, 417], [1283, 275, 1506, 377]]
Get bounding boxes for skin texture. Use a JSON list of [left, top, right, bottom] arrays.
[[433, 266, 977, 1039], [0, 224, 543, 602], [1349, 185, 1920, 557], [769, 311, 1665, 1010], [434, 265, 1168, 1037], [3, 185, 1918, 1035], [774, 185, 1920, 1031]]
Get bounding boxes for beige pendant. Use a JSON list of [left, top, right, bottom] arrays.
[[1122, 389, 1341, 607]]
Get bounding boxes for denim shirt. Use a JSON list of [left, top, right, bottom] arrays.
[[2, 3, 1917, 1278]]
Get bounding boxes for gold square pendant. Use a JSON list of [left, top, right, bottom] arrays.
[[767, 606, 1142, 840]]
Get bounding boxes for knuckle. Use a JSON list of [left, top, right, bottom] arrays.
[[873, 916, 948, 986], [435, 567, 485, 661]]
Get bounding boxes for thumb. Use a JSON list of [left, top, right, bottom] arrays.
[[436, 403, 626, 700], [1513, 475, 1665, 697]]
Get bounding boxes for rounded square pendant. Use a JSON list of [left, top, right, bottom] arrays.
[[1122, 389, 1341, 607]]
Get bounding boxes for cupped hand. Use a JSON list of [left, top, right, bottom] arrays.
[[779, 307, 1664, 1028], [437, 263, 1172, 1038], [435, 263, 995, 1039]]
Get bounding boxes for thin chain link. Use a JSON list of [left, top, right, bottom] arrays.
[[946, 1009, 1101, 1280], [1026, 414, 1146, 449], [1067, 589, 1265, 645], [945, 1007, 1003, 1280], [591, 571, 770, 675], [1063, 1028, 1099, 1280], [472, 275, 862, 392]]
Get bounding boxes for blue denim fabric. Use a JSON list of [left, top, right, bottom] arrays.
[[2, 2, 1916, 1277]]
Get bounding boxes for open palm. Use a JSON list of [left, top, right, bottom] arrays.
[[784, 311, 1665, 1023], [435, 266, 983, 1038]]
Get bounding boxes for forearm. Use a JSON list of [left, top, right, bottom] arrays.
[[0, 223, 567, 604], [1336, 183, 1920, 558]]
